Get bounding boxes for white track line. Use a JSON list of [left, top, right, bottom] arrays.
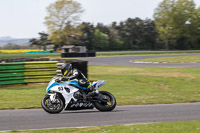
[[129, 60, 198, 64]]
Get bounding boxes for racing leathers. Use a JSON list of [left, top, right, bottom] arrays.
[[59, 68, 92, 90]]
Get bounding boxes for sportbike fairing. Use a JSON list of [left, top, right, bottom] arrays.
[[46, 77, 100, 109], [42, 77, 116, 113]]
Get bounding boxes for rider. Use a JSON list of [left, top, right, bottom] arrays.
[[57, 63, 95, 93]]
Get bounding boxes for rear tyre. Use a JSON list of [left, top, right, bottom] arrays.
[[41, 95, 64, 114], [94, 91, 116, 112]]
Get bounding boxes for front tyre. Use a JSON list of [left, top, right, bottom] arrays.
[[41, 95, 64, 114], [94, 91, 116, 112]]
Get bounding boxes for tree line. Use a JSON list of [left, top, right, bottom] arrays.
[[29, 0, 200, 51]]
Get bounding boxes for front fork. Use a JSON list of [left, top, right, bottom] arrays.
[[49, 93, 57, 103]]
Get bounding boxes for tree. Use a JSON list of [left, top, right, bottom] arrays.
[[50, 22, 83, 49], [140, 19, 157, 50], [79, 22, 95, 51], [154, 0, 175, 50], [172, 0, 197, 49], [93, 29, 109, 50], [196, 7, 200, 49], [29, 32, 52, 51], [154, 0, 199, 50], [96, 23, 110, 35], [44, 0, 84, 48], [2, 43, 24, 50], [108, 22, 124, 50], [117, 18, 153, 50]]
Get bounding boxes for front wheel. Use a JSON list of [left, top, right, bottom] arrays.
[[94, 91, 116, 112], [41, 95, 64, 114]]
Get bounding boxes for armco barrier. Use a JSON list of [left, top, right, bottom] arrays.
[[0, 58, 49, 63], [0, 61, 58, 85], [0, 59, 88, 85], [26, 51, 57, 53]]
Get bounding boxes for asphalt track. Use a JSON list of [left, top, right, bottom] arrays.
[[1, 103, 200, 131], [80, 54, 200, 68]]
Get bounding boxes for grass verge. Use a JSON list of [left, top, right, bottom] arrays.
[[133, 55, 200, 63], [89, 66, 200, 105], [7, 120, 200, 133], [97, 50, 200, 56], [0, 83, 47, 109], [0, 66, 200, 109]]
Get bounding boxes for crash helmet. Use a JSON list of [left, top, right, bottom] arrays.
[[61, 63, 72, 76]]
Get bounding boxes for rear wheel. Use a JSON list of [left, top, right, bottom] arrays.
[[41, 95, 64, 114], [94, 91, 116, 111]]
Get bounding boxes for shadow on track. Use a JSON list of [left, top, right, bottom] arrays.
[[61, 109, 126, 114]]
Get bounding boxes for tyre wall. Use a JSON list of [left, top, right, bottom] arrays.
[[61, 52, 96, 58]]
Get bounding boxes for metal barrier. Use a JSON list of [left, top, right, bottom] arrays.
[[0, 60, 88, 85], [0, 61, 58, 85]]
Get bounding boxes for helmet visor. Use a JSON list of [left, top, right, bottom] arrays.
[[61, 63, 72, 76]]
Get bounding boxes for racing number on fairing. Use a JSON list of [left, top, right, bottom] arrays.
[[58, 87, 64, 91]]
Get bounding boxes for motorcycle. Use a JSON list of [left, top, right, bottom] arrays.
[[41, 77, 116, 114]]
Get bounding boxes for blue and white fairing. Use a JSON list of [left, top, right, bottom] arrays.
[[46, 77, 86, 93], [46, 77, 80, 108], [46, 77, 106, 109]]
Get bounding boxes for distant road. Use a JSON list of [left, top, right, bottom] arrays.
[[1, 103, 200, 131], [80, 54, 200, 68]]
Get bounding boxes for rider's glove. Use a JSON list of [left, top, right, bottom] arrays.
[[88, 85, 95, 91], [61, 77, 69, 81], [55, 77, 62, 82]]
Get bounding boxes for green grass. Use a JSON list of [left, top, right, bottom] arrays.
[[89, 66, 200, 105], [0, 83, 47, 109], [7, 120, 200, 133], [0, 66, 200, 109], [133, 55, 200, 63], [0, 53, 60, 59], [97, 50, 200, 56]]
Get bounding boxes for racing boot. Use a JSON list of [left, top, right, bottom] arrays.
[[86, 91, 97, 97], [86, 85, 97, 98]]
